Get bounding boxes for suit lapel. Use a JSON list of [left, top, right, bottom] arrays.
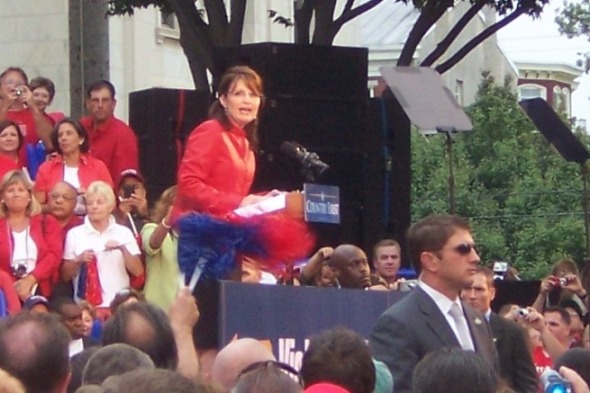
[[463, 303, 486, 351], [415, 287, 461, 347]]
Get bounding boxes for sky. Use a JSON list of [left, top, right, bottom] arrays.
[[497, 1, 590, 123]]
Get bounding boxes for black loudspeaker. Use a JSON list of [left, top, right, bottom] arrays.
[[492, 280, 541, 312], [519, 98, 590, 164], [362, 94, 412, 261], [253, 97, 367, 201], [213, 44, 411, 250], [214, 43, 368, 100], [129, 88, 212, 203], [251, 98, 368, 248]]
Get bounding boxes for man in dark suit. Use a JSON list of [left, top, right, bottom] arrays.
[[462, 266, 538, 392], [369, 215, 498, 393]]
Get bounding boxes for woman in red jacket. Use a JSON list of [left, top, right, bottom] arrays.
[[0, 170, 63, 300], [173, 66, 274, 371], [33, 118, 113, 213], [173, 65, 273, 218]]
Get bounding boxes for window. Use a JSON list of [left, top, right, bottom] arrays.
[[161, 11, 176, 29], [455, 79, 464, 106], [518, 84, 546, 101], [156, 10, 180, 43], [553, 86, 563, 112], [562, 87, 571, 116]]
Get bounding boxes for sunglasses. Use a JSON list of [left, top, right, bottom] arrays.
[[447, 243, 478, 256], [237, 360, 299, 379]]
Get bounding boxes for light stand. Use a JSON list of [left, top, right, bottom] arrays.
[[440, 129, 457, 215]]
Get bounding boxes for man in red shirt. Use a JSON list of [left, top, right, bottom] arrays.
[[80, 80, 138, 185], [0, 67, 54, 164]]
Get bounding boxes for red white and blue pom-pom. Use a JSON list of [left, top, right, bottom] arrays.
[[177, 212, 315, 288]]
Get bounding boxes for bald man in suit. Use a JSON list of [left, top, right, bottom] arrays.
[[370, 215, 498, 393]]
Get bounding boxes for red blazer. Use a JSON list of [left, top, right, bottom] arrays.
[[173, 120, 256, 218], [34, 153, 113, 199], [0, 269, 21, 315], [0, 214, 64, 297]]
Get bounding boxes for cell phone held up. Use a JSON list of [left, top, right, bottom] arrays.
[[122, 184, 135, 199]]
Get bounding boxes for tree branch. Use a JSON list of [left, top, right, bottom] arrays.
[[204, 0, 229, 45], [398, 1, 448, 66], [294, 0, 313, 44], [435, 7, 526, 74], [420, 0, 486, 67], [334, 0, 384, 31], [226, 0, 246, 44], [311, 0, 338, 45], [166, 0, 213, 90]]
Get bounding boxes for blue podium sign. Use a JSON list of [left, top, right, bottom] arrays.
[[219, 281, 406, 370], [303, 183, 340, 224]]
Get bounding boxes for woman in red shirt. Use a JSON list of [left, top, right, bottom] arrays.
[[174, 66, 272, 368], [173, 66, 273, 218], [34, 118, 113, 213], [0, 120, 22, 177], [0, 170, 63, 300]]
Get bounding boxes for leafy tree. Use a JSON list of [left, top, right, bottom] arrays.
[[556, 0, 590, 71], [105, 0, 549, 90], [411, 74, 589, 278]]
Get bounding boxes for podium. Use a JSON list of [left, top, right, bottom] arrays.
[[234, 186, 340, 225], [233, 192, 305, 219], [218, 281, 405, 367]]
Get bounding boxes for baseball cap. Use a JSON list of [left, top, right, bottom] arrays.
[[118, 169, 144, 186]]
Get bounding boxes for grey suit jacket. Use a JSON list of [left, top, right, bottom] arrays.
[[369, 286, 498, 393]]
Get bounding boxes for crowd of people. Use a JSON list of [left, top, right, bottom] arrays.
[[2, 63, 590, 393]]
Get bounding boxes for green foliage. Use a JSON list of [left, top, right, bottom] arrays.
[[411, 73, 589, 278], [556, 0, 590, 71]]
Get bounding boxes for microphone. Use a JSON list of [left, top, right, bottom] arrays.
[[280, 141, 330, 181]]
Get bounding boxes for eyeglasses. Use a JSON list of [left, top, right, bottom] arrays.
[[237, 360, 299, 379], [445, 243, 478, 256], [49, 193, 77, 201]]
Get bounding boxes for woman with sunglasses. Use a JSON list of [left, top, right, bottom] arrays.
[[0, 170, 62, 300], [33, 118, 113, 214]]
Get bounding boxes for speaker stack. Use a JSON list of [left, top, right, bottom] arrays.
[[129, 88, 211, 204], [214, 43, 373, 248]]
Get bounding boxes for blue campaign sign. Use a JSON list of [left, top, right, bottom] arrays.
[[303, 183, 340, 224], [218, 281, 406, 370]]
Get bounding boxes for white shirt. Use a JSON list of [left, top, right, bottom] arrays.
[[419, 280, 475, 349], [11, 227, 38, 274], [64, 215, 141, 307], [63, 166, 80, 189], [69, 338, 84, 357], [63, 166, 86, 215]]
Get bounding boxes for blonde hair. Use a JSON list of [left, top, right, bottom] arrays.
[[0, 170, 42, 218], [149, 185, 177, 223], [78, 300, 96, 319], [85, 180, 116, 211]]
